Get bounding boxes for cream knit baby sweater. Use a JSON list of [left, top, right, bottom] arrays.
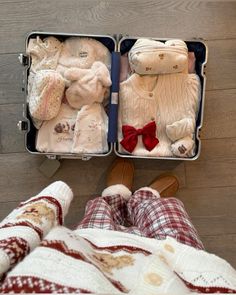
[[118, 73, 200, 157]]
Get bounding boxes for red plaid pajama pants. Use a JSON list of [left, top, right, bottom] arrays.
[[76, 188, 204, 250]]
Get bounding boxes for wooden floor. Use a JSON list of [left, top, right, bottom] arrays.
[[0, 0, 236, 267]]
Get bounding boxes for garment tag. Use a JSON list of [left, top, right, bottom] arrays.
[[111, 92, 118, 104], [39, 158, 61, 178]]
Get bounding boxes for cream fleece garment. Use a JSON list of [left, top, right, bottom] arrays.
[[64, 61, 112, 109], [57, 37, 111, 86], [28, 70, 65, 121], [118, 73, 200, 157], [36, 103, 78, 153], [129, 39, 188, 75], [72, 103, 108, 154]]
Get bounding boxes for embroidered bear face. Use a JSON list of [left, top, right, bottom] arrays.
[[178, 144, 187, 154], [92, 252, 134, 275], [16, 202, 56, 226], [54, 122, 70, 133]]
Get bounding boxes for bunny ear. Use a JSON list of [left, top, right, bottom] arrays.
[[93, 62, 112, 87], [64, 68, 82, 81], [98, 70, 112, 87]]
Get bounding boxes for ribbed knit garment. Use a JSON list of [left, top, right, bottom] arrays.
[[118, 73, 200, 157], [1, 227, 236, 294], [0, 181, 73, 278]]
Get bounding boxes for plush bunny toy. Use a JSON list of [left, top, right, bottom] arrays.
[[64, 61, 111, 109]]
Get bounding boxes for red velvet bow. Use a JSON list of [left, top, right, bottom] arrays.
[[120, 121, 159, 153]]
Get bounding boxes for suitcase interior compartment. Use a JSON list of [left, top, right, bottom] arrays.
[[115, 37, 207, 160], [24, 32, 116, 159]]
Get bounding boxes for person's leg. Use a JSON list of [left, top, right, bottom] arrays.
[[127, 175, 204, 249], [0, 181, 73, 277], [76, 185, 130, 230], [76, 158, 135, 231]]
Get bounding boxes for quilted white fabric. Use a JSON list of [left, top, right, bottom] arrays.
[[129, 38, 188, 75]]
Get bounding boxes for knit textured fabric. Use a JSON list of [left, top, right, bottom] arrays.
[[0, 181, 73, 278], [27, 36, 63, 73], [0, 183, 235, 294], [0, 227, 236, 294], [29, 70, 65, 121], [26, 36, 63, 100], [118, 73, 200, 157]]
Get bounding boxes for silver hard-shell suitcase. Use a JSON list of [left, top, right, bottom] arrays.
[[18, 32, 208, 161]]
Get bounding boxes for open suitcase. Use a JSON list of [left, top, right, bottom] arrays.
[[18, 32, 208, 161]]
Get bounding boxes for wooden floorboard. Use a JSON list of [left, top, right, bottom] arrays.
[[185, 138, 236, 189], [0, 104, 25, 153], [0, 0, 235, 270], [201, 89, 236, 140], [0, 0, 236, 54], [202, 234, 236, 268], [177, 187, 236, 236], [206, 39, 236, 91]]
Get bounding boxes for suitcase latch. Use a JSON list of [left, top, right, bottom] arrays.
[[17, 120, 28, 132], [18, 54, 30, 66]]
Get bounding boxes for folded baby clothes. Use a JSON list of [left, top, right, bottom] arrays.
[[57, 37, 111, 86], [28, 70, 65, 121], [166, 118, 195, 142], [118, 74, 164, 156], [36, 104, 78, 153], [72, 103, 108, 154], [128, 39, 188, 75], [118, 73, 200, 157], [27, 36, 63, 73], [27, 36, 63, 100], [64, 61, 112, 109]]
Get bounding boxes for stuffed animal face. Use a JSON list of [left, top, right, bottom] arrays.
[[129, 39, 188, 75]]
